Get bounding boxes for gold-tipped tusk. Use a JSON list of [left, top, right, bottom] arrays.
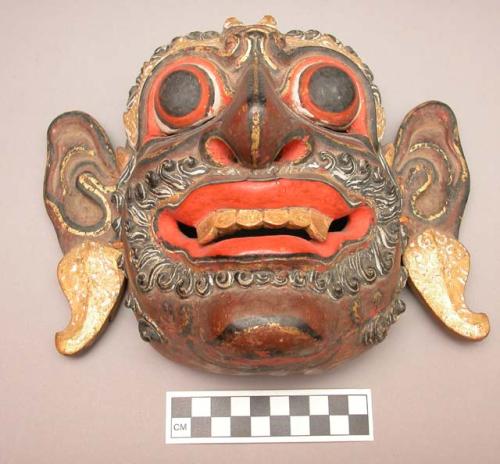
[[55, 240, 125, 355], [403, 228, 489, 340]]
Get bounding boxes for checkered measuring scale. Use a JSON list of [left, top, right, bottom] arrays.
[[166, 389, 373, 443]]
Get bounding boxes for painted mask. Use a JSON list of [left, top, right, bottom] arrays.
[[44, 17, 489, 374]]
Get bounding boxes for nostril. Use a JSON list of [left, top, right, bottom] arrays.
[[277, 136, 310, 163], [205, 136, 235, 166]]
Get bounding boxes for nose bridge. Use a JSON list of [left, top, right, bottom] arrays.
[[219, 56, 300, 168]]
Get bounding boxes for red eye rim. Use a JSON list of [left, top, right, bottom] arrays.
[[144, 57, 231, 143], [282, 56, 369, 138], [298, 64, 360, 128], [154, 64, 212, 129]]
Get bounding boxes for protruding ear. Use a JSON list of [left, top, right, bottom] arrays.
[[392, 101, 489, 340], [392, 101, 469, 238], [44, 111, 122, 253], [44, 112, 128, 355]]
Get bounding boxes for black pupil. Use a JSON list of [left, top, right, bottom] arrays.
[[159, 70, 201, 117], [308, 66, 355, 113]]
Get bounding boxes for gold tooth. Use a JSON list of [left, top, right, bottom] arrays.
[[236, 209, 263, 229], [196, 207, 333, 245], [196, 213, 218, 245], [288, 207, 311, 229], [263, 208, 289, 228], [307, 210, 332, 242], [214, 209, 237, 231]]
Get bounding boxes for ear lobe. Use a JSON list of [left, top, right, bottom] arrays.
[[44, 111, 122, 253], [393, 100, 469, 238], [393, 101, 489, 340]]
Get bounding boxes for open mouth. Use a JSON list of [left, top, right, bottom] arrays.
[[155, 179, 374, 258]]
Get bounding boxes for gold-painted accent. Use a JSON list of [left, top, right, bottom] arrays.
[[79, 172, 116, 194], [250, 110, 261, 164], [258, 15, 278, 28], [123, 106, 139, 148], [258, 36, 278, 70], [407, 158, 448, 222], [46, 173, 115, 237], [372, 290, 383, 306], [249, 59, 261, 165], [375, 102, 386, 141], [60, 146, 95, 196], [288, 207, 310, 228], [350, 299, 362, 326], [452, 125, 470, 183], [196, 207, 332, 245], [263, 209, 289, 228], [236, 209, 263, 229], [403, 140, 454, 222], [55, 241, 125, 355], [234, 323, 307, 339], [382, 143, 395, 167], [236, 37, 252, 67], [403, 229, 489, 340], [410, 168, 448, 221], [224, 17, 243, 30], [116, 146, 132, 173]]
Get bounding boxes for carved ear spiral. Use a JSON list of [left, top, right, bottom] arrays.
[[392, 101, 469, 238], [44, 111, 122, 253]]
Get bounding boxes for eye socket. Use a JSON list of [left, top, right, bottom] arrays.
[[296, 63, 359, 129], [154, 65, 214, 130]]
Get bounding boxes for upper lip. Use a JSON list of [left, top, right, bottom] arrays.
[[155, 178, 374, 259]]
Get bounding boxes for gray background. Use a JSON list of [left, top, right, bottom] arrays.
[[1, 0, 499, 462]]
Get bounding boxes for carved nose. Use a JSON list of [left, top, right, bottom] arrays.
[[219, 63, 303, 168]]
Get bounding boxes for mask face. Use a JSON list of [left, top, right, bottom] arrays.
[[44, 17, 489, 375]]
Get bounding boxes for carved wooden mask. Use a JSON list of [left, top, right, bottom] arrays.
[[44, 17, 489, 374]]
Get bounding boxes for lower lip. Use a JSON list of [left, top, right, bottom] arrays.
[[215, 319, 322, 358], [155, 179, 374, 258]]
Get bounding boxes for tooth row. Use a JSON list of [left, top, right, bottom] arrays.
[[196, 207, 333, 245]]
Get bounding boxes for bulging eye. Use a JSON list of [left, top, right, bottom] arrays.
[[159, 70, 204, 117], [298, 64, 359, 128], [305, 67, 354, 113], [154, 65, 214, 130]]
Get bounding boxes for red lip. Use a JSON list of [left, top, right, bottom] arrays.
[[156, 179, 374, 258]]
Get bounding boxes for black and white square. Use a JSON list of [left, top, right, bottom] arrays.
[[167, 389, 373, 443]]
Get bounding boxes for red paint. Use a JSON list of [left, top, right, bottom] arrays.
[[205, 136, 236, 165], [156, 179, 374, 258], [278, 137, 310, 162]]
